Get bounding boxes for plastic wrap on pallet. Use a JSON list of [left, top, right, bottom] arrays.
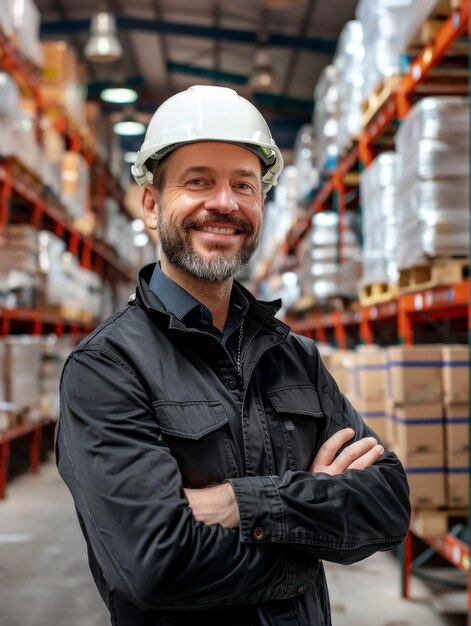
[[298, 211, 361, 303], [293, 124, 319, 205], [396, 179, 470, 268], [360, 152, 400, 286], [11, 0, 43, 66], [399, 137, 469, 183], [313, 65, 340, 174], [333, 21, 365, 154], [355, 0, 440, 103], [0, 74, 20, 119], [396, 214, 470, 269], [5, 335, 42, 412], [396, 97, 470, 184], [396, 97, 469, 145], [394, 97, 470, 268]]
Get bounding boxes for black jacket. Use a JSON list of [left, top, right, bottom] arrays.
[[56, 263, 410, 626]]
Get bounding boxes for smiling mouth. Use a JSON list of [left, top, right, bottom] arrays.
[[197, 225, 239, 235]]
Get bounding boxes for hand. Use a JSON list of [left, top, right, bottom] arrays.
[[184, 483, 240, 528], [309, 428, 384, 476]]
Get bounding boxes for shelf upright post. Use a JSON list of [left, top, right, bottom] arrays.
[[359, 307, 374, 345], [467, 6, 471, 621], [333, 311, 347, 349], [0, 161, 12, 236]]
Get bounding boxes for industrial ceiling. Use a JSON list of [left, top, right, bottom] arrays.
[[35, 0, 358, 155]]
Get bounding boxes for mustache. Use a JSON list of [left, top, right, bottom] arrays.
[[183, 214, 254, 235]]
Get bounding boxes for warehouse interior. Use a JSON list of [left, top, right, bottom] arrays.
[[0, 0, 469, 624]]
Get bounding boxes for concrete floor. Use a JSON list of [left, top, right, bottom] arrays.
[[0, 451, 467, 626]]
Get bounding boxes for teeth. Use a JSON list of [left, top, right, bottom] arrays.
[[200, 226, 237, 235]]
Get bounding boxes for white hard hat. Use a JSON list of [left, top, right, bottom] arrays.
[[131, 85, 284, 195]]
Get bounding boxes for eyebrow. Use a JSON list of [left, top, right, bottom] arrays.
[[180, 166, 260, 181]]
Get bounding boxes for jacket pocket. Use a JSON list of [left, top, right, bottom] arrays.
[[265, 385, 326, 471], [153, 400, 238, 487]]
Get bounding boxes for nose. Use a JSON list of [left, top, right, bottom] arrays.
[[204, 181, 239, 213]]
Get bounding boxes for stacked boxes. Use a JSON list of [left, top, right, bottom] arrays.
[[41, 40, 86, 126], [345, 347, 389, 446], [0, 225, 40, 308], [441, 345, 469, 507], [40, 335, 75, 421], [385, 345, 445, 508], [5, 335, 42, 416]]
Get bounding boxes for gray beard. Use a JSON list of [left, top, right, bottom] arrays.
[[157, 202, 261, 283]]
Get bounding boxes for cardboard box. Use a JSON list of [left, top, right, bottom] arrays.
[[329, 350, 355, 396], [444, 404, 469, 456], [397, 451, 446, 508], [346, 347, 387, 401], [390, 403, 444, 455], [5, 336, 42, 411], [441, 345, 469, 404], [386, 345, 442, 404], [41, 41, 78, 86], [352, 396, 390, 446], [446, 452, 469, 508]]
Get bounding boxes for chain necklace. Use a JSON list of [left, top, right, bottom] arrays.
[[236, 319, 244, 373]]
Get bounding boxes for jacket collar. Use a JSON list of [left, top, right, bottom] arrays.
[[131, 263, 287, 335]]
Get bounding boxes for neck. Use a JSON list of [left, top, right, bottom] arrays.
[[160, 257, 233, 332]]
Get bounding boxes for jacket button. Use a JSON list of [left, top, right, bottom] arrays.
[[275, 325, 284, 334], [297, 584, 308, 594], [252, 526, 265, 541], [228, 380, 237, 390]]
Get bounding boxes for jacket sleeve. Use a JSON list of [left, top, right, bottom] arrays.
[[57, 347, 319, 611], [229, 334, 411, 565]]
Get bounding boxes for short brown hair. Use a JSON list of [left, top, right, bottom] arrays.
[[151, 158, 169, 192]]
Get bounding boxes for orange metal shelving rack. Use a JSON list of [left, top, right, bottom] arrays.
[[266, 1, 471, 617], [0, 29, 138, 498]]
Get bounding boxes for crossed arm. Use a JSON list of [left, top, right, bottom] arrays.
[[185, 428, 384, 528]]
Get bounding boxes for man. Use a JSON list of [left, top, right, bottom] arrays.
[[57, 85, 410, 626]]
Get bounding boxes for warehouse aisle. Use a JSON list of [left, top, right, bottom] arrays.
[[0, 455, 467, 626]]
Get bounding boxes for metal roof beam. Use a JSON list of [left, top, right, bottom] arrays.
[[40, 17, 337, 54]]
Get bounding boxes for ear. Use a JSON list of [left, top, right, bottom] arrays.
[[141, 186, 159, 230]]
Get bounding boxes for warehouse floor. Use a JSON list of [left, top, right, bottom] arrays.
[[0, 449, 467, 626]]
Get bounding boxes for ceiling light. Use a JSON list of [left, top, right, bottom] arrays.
[[100, 87, 138, 104], [249, 48, 279, 92], [113, 119, 146, 136], [131, 219, 145, 232], [84, 12, 123, 63], [133, 233, 149, 247], [124, 151, 138, 164]]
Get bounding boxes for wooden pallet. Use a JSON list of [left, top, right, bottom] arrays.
[[398, 258, 469, 294], [359, 281, 398, 307], [412, 507, 467, 537], [361, 75, 402, 129]]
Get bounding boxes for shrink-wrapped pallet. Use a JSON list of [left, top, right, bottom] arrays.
[[360, 152, 400, 286], [313, 65, 340, 173], [355, 0, 442, 103], [300, 211, 361, 303], [395, 97, 470, 268]]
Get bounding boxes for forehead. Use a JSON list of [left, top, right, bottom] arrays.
[[166, 142, 262, 175]]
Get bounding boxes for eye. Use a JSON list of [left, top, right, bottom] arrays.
[[234, 181, 255, 194], [187, 178, 206, 187]]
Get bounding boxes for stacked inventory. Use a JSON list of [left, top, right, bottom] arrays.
[[441, 346, 469, 507], [359, 152, 399, 288], [297, 211, 362, 305], [313, 20, 365, 172], [355, 0, 442, 104], [332, 344, 469, 509], [395, 96, 470, 269]]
